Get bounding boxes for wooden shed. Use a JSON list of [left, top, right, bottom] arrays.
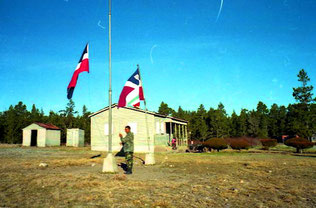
[[89, 104, 188, 153], [22, 123, 61, 147], [67, 128, 85, 147]]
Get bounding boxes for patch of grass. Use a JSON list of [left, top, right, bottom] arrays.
[[152, 199, 170, 208], [113, 174, 127, 181], [0, 144, 315, 207]]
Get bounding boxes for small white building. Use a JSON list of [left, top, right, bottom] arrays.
[[22, 123, 61, 147], [89, 104, 188, 153], [67, 128, 85, 147]]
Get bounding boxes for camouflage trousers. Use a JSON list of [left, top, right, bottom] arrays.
[[125, 152, 133, 172]]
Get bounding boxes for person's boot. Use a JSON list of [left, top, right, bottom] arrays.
[[124, 165, 132, 174], [124, 169, 132, 174]]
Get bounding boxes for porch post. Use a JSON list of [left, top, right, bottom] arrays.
[[184, 125, 188, 144], [177, 124, 179, 145], [174, 123, 177, 143], [181, 125, 184, 146], [169, 122, 172, 143]]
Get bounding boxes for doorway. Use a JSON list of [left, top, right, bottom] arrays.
[[31, 130, 37, 146]]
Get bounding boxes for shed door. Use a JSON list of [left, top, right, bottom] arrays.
[[31, 130, 37, 146]]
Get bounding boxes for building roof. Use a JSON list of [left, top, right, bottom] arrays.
[[89, 103, 188, 123], [35, 122, 61, 130]]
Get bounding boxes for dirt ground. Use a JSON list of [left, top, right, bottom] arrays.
[[0, 145, 315, 208]]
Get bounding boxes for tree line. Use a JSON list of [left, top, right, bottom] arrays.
[[0, 99, 90, 144], [0, 69, 315, 144], [158, 69, 316, 141]]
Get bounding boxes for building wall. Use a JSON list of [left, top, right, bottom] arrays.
[[66, 129, 73, 147], [154, 117, 170, 146], [23, 123, 45, 131], [154, 117, 188, 146], [22, 130, 31, 146], [22, 129, 46, 147], [22, 124, 46, 147], [154, 134, 170, 146], [154, 117, 167, 134], [37, 129, 47, 147], [45, 130, 60, 146], [78, 129, 85, 147], [67, 129, 84, 147], [91, 108, 155, 153]]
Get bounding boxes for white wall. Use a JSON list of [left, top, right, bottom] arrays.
[[37, 129, 46, 147], [22, 130, 31, 146], [45, 130, 60, 146], [91, 107, 155, 153], [67, 129, 84, 147]]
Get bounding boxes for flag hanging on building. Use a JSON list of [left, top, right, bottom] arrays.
[[118, 67, 145, 108], [67, 43, 89, 99]]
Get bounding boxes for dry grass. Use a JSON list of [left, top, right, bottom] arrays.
[[0, 145, 315, 207]]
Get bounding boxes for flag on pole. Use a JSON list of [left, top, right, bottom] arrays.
[[67, 44, 89, 99], [118, 68, 145, 108]]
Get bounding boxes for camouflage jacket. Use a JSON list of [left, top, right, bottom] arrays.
[[120, 132, 134, 153]]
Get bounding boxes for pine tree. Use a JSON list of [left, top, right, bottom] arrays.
[[247, 110, 260, 137], [4, 102, 29, 143], [237, 109, 248, 137], [268, 104, 287, 139], [158, 102, 172, 116], [212, 103, 229, 138], [30, 104, 42, 123], [287, 104, 313, 139], [190, 104, 208, 141], [278, 105, 287, 137], [292, 69, 315, 104], [268, 104, 279, 138], [256, 101, 269, 138], [80, 105, 91, 144], [206, 107, 216, 138], [310, 104, 316, 138], [176, 106, 185, 119], [230, 111, 238, 137], [289, 69, 316, 139], [0, 112, 5, 143], [59, 99, 78, 129]]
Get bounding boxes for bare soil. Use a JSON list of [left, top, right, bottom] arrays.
[[0, 145, 315, 208]]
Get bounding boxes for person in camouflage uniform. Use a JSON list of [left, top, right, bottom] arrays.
[[119, 126, 134, 174]]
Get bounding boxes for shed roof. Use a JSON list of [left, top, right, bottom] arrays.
[[89, 103, 188, 123], [35, 122, 61, 130]]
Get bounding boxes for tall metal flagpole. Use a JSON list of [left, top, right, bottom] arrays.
[[108, 0, 112, 154], [137, 65, 155, 165], [103, 0, 118, 173]]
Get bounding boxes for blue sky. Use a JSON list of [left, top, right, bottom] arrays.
[[0, 0, 316, 115]]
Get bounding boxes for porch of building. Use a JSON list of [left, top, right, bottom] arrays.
[[165, 121, 188, 146]]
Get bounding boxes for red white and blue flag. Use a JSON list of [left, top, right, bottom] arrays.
[[67, 44, 89, 99], [118, 67, 145, 108]]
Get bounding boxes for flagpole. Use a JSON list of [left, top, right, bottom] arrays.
[[103, 0, 118, 173], [137, 64, 155, 165], [137, 65, 150, 152], [108, 0, 112, 154]]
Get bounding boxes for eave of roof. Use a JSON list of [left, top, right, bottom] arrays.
[[35, 122, 61, 130], [89, 103, 188, 123]]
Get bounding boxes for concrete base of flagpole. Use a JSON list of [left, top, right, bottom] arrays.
[[145, 152, 155, 165], [102, 153, 118, 173]]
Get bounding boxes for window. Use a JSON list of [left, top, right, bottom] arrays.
[[160, 123, 165, 134]]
